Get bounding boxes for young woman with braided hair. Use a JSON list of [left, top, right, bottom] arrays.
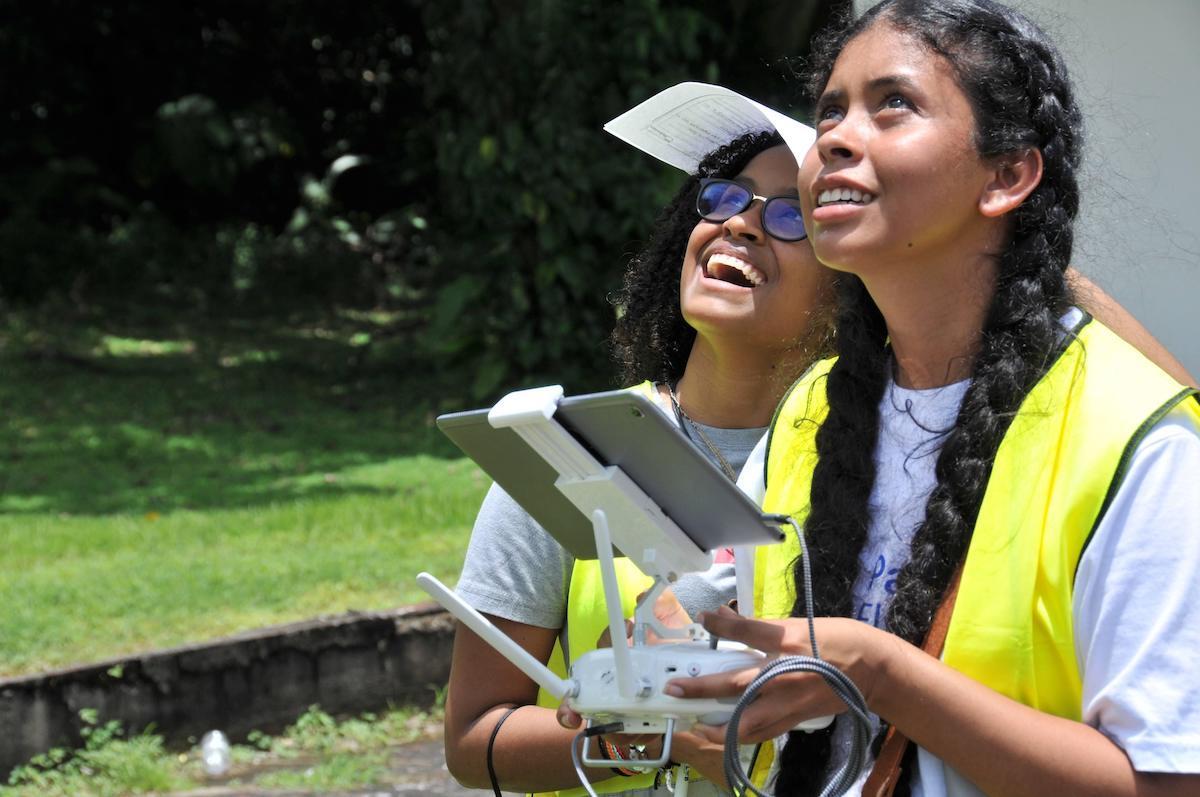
[[664, 2, 1200, 795]]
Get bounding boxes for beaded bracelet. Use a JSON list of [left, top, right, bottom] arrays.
[[599, 738, 640, 777]]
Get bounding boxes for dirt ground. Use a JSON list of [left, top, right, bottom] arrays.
[[169, 738, 483, 797]]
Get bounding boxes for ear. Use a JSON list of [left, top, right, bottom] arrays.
[[978, 148, 1043, 218]]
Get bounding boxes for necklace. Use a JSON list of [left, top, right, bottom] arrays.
[[665, 383, 738, 481]]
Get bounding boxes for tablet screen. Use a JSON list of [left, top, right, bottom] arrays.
[[437, 389, 782, 559]]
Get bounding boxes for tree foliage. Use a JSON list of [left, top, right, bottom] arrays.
[[0, 0, 840, 398], [415, 1, 721, 395]]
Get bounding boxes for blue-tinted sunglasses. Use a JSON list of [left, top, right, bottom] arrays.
[[696, 178, 807, 242]]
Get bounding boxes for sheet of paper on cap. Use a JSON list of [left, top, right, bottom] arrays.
[[604, 82, 814, 174]]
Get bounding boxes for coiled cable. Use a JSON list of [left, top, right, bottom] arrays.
[[721, 514, 873, 796]]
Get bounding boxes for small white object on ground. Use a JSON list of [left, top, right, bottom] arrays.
[[200, 729, 231, 776]]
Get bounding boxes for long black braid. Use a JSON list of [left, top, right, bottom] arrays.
[[610, 131, 787, 386], [778, 2, 1083, 792]]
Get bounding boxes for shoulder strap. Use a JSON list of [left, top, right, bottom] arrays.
[[861, 563, 964, 797]]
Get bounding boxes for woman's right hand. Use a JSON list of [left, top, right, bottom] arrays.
[[596, 586, 693, 648]]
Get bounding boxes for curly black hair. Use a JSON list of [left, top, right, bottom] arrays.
[[777, 1, 1083, 792], [610, 130, 829, 387]]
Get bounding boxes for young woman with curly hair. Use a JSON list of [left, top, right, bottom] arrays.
[[666, 2, 1200, 796], [445, 124, 835, 796]]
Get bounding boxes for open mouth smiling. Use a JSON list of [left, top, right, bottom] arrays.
[[704, 251, 766, 288]]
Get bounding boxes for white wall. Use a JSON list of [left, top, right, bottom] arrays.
[[852, 0, 1200, 378]]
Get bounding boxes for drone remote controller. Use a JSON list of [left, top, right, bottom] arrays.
[[418, 571, 832, 770], [569, 641, 832, 732], [422, 385, 833, 772]]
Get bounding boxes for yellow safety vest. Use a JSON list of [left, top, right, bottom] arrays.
[[757, 316, 1200, 719]]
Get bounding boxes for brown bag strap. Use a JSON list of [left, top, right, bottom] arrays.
[[861, 563, 964, 797]]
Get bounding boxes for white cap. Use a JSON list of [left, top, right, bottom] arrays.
[[604, 82, 815, 174]]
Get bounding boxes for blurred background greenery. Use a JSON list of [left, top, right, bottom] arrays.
[[0, 0, 844, 674], [2, 0, 843, 396]]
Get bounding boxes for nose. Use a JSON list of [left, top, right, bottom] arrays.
[[816, 112, 863, 164], [721, 199, 765, 242]]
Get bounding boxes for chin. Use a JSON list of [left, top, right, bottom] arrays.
[[684, 307, 758, 338], [809, 232, 883, 278]]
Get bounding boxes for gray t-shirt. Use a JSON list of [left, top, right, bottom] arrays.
[[457, 412, 764, 644]]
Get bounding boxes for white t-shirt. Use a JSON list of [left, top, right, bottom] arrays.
[[738, 361, 1200, 794]]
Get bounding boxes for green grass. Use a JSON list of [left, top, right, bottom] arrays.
[[4, 709, 190, 797], [0, 309, 489, 675], [3, 704, 445, 797], [246, 702, 444, 791]]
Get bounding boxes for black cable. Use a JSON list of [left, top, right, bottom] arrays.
[[486, 704, 523, 797], [585, 721, 626, 737]]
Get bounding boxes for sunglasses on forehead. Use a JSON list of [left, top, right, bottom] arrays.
[[696, 178, 808, 242]]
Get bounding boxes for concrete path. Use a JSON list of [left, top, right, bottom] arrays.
[[376, 738, 479, 796]]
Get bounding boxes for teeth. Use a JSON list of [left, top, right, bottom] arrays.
[[707, 252, 766, 286], [817, 188, 875, 207]]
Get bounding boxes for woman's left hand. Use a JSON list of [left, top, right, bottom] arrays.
[[663, 606, 894, 744]]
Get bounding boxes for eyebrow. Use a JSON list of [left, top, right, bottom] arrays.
[[817, 74, 922, 109], [868, 74, 921, 93]]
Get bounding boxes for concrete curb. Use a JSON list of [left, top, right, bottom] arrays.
[[0, 604, 455, 776]]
